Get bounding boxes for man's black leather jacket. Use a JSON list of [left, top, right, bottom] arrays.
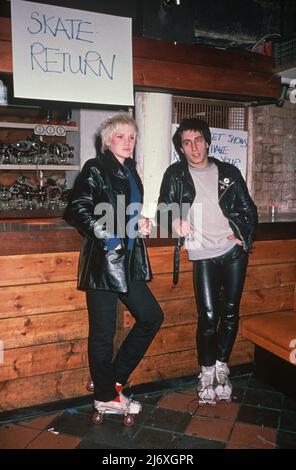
[[157, 157, 258, 252], [64, 150, 152, 293]]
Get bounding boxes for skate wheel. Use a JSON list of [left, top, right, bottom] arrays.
[[198, 400, 216, 407], [123, 414, 134, 427], [92, 412, 104, 425], [217, 396, 232, 403], [86, 379, 94, 392]]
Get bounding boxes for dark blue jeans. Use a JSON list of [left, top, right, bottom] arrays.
[[193, 244, 249, 367], [86, 280, 164, 401]]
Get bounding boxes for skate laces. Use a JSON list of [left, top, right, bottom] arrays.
[[120, 393, 142, 413], [216, 365, 230, 386], [127, 394, 141, 407], [199, 369, 215, 390]]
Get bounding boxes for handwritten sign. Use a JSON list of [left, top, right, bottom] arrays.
[[209, 127, 247, 178], [11, 0, 133, 106], [171, 125, 247, 179]]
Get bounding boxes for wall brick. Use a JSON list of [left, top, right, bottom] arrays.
[[252, 102, 296, 214], [270, 145, 283, 154]]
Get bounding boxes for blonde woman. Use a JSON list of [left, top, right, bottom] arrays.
[[65, 114, 163, 422]]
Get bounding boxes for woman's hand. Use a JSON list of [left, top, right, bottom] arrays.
[[172, 219, 195, 237], [113, 243, 122, 250], [227, 234, 243, 246], [138, 217, 153, 236]]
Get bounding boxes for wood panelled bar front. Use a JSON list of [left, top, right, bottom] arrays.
[[0, 219, 295, 411]]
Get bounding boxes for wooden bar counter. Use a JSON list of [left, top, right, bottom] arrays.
[[0, 216, 295, 411]]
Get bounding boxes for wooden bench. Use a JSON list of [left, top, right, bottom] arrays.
[[241, 288, 296, 399]]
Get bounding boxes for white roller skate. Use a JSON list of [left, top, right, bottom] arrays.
[[93, 391, 142, 427], [197, 365, 216, 406], [214, 361, 232, 403]]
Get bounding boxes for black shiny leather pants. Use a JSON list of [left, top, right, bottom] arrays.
[[193, 244, 249, 367]]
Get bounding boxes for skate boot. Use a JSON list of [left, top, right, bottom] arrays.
[[197, 365, 216, 405], [215, 361, 232, 403], [93, 386, 142, 427]]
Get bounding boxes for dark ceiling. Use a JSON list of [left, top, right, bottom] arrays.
[[1, 0, 295, 51]]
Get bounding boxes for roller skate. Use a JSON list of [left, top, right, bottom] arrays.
[[92, 386, 142, 427], [214, 361, 232, 403], [197, 365, 216, 406]]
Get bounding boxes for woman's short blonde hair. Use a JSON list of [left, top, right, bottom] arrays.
[[99, 114, 138, 152]]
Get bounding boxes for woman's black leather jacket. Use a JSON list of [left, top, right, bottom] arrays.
[[64, 150, 152, 293], [158, 157, 258, 252]]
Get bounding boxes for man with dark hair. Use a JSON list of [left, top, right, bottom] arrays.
[[158, 118, 258, 404]]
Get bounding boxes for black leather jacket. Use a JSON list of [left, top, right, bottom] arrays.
[[158, 157, 258, 252], [64, 150, 152, 293]]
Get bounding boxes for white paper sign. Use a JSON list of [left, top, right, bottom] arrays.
[[171, 125, 248, 179], [11, 0, 133, 106], [209, 127, 247, 178]]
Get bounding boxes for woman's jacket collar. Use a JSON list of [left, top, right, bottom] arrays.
[[97, 150, 136, 179]]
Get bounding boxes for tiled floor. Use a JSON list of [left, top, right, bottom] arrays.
[[0, 369, 296, 450]]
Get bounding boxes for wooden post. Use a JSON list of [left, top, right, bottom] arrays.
[[135, 91, 172, 218]]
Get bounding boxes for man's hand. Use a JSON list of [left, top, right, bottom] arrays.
[[172, 219, 195, 237], [227, 234, 243, 246]]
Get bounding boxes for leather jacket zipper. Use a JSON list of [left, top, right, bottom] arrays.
[[218, 180, 235, 202], [218, 181, 247, 250], [228, 218, 246, 250]]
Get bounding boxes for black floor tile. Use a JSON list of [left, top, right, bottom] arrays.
[[232, 386, 246, 403], [276, 430, 296, 449], [145, 407, 192, 433], [46, 410, 93, 437], [134, 392, 165, 406], [230, 375, 250, 388], [172, 382, 198, 394], [74, 404, 93, 416], [230, 364, 254, 378], [132, 427, 180, 449], [83, 418, 139, 448], [279, 410, 296, 433], [125, 375, 196, 397], [76, 439, 118, 449], [248, 377, 277, 393], [243, 388, 283, 410], [176, 435, 226, 449], [237, 404, 280, 428], [282, 397, 296, 412]]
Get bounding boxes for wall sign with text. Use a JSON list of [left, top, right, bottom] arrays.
[[11, 0, 133, 106]]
